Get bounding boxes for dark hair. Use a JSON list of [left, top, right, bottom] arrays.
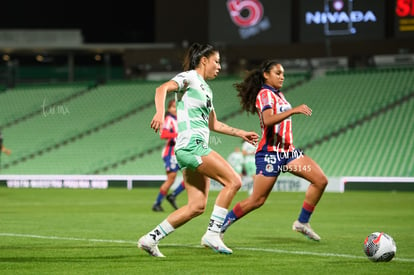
[[167, 99, 175, 109], [165, 99, 175, 116], [235, 60, 280, 114], [182, 43, 218, 71]]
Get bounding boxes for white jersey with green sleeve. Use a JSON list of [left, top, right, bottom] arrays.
[[171, 70, 214, 150]]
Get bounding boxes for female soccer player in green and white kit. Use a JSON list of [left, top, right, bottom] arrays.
[[137, 43, 259, 257]]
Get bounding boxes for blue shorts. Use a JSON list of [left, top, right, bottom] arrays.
[[256, 149, 304, 177], [163, 155, 180, 172]]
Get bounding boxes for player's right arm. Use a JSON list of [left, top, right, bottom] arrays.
[[151, 80, 179, 133]]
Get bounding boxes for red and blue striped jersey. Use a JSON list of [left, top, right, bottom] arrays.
[[160, 112, 178, 158], [255, 85, 294, 153]]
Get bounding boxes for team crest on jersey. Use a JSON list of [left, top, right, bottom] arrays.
[[265, 163, 274, 173]]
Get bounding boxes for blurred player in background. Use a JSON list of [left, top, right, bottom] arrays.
[[0, 129, 12, 169], [152, 99, 185, 212], [0, 130, 11, 156], [138, 42, 259, 257], [221, 60, 328, 241], [241, 140, 256, 194], [227, 146, 244, 177]]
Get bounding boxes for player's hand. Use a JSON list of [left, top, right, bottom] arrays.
[[242, 131, 259, 147], [150, 112, 164, 133], [293, 104, 312, 116]]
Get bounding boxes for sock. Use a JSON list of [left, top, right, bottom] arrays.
[[147, 219, 175, 243], [298, 202, 315, 223], [154, 189, 167, 205], [221, 203, 245, 233], [207, 205, 228, 234], [171, 181, 185, 196]]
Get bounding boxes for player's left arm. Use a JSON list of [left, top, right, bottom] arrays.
[[209, 110, 258, 145]]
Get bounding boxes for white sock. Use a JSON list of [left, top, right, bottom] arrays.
[[148, 219, 175, 242], [207, 205, 228, 234]]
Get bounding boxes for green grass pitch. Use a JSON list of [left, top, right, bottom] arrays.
[[0, 187, 413, 274]]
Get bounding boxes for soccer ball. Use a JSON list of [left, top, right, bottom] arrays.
[[363, 232, 397, 262]]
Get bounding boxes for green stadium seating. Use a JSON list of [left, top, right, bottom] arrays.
[[0, 82, 93, 126], [1, 68, 412, 177]]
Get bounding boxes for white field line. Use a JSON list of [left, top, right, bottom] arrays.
[[1, 233, 413, 263]]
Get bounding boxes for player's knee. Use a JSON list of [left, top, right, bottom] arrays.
[[188, 203, 206, 217], [231, 174, 242, 191], [218, 173, 241, 193], [316, 174, 328, 190]]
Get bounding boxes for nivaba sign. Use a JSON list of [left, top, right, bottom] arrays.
[[209, 0, 291, 45], [299, 0, 385, 42]]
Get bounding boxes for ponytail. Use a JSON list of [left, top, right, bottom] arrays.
[[235, 60, 280, 114], [182, 43, 217, 71]]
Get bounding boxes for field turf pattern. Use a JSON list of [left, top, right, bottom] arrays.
[[1, 187, 413, 274]]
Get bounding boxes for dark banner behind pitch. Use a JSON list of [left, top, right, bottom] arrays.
[[208, 0, 291, 45], [299, 0, 385, 43]]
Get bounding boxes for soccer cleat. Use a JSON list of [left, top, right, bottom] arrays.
[[152, 204, 164, 212], [137, 235, 165, 257], [201, 232, 233, 254], [219, 232, 224, 241], [292, 220, 321, 241], [166, 194, 178, 209]]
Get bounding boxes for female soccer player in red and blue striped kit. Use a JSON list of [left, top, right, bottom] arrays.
[[221, 60, 328, 241], [151, 99, 185, 212]]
